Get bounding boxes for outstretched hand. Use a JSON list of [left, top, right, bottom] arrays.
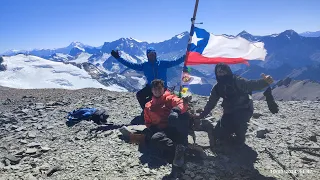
[[261, 73, 274, 85], [111, 50, 120, 59]]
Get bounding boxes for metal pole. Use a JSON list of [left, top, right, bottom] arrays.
[[179, 0, 200, 97]]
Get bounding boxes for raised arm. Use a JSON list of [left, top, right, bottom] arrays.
[[162, 55, 186, 68], [111, 50, 144, 71], [235, 76, 270, 93], [199, 85, 220, 118]]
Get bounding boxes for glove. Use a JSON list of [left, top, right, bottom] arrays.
[[168, 107, 181, 127], [263, 87, 279, 114], [171, 106, 181, 114], [111, 50, 120, 59], [261, 73, 274, 85]]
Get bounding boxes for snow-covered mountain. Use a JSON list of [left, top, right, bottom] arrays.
[[300, 31, 320, 37], [1, 29, 320, 96], [0, 54, 127, 91], [1, 42, 90, 57]]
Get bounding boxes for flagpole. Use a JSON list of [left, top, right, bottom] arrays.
[[179, 0, 200, 98]]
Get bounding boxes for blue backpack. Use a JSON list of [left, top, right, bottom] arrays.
[[67, 108, 97, 122], [66, 108, 109, 127]]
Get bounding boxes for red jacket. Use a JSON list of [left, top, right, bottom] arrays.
[[144, 90, 188, 129]]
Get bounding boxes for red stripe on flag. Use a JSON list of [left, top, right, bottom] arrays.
[[185, 52, 249, 66]]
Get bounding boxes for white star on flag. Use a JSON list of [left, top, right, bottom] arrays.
[[189, 31, 203, 46]]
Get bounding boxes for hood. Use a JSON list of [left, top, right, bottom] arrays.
[[146, 47, 158, 62], [215, 63, 233, 83], [146, 47, 156, 55]]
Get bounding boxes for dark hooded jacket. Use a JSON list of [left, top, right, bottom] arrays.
[[114, 47, 185, 87], [200, 63, 269, 116]]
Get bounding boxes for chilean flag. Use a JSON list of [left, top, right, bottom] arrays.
[[186, 27, 267, 65]]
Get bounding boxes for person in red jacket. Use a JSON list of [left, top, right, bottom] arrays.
[[143, 79, 189, 168]]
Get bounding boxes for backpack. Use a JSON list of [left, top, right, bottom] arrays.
[[66, 108, 109, 126]]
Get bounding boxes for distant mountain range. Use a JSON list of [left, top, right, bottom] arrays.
[[1, 29, 320, 98], [253, 77, 320, 101], [299, 31, 320, 37]]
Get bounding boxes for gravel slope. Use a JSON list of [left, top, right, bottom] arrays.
[[0, 87, 319, 180]]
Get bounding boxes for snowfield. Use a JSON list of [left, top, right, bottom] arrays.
[[0, 54, 127, 92]]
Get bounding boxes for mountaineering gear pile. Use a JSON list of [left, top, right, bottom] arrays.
[[144, 90, 188, 129], [66, 108, 109, 127], [263, 87, 279, 114], [111, 47, 185, 87]]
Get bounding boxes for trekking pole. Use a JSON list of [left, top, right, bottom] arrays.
[[178, 0, 200, 98]]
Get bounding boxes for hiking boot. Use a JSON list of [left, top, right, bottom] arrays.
[[173, 144, 186, 167], [129, 134, 146, 144], [119, 127, 132, 139]]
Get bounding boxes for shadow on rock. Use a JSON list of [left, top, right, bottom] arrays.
[[137, 144, 169, 169], [130, 115, 144, 125], [179, 143, 278, 180]]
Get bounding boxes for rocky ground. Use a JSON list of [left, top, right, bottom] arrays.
[[0, 87, 319, 180]]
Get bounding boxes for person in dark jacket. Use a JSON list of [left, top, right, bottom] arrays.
[[194, 63, 274, 146], [111, 47, 185, 109]]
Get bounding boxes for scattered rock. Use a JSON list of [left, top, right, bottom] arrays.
[[256, 129, 269, 138], [30, 152, 43, 158], [20, 140, 28, 144], [287, 138, 296, 144], [40, 146, 51, 152], [27, 132, 36, 138], [16, 126, 26, 132], [46, 125, 54, 130], [143, 167, 150, 174], [301, 156, 318, 163], [252, 113, 263, 119], [130, 161, 139, 168], [35, 103, 45, 110], [0, 161, 4, 168], [25, 148, 37, 154], [24, 173, 37, 180], [309, 135, 317, 142], [0, 88, 319, 180], [5, 154, 21, 165], [104, 131, 114, 137], [46, 165, 62, 177], [26, 142, 41, 148], [14, 150, 25, 156]]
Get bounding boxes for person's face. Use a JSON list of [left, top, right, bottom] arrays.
[[147, 51, 156, 62], [152, 85, 165, 98], [216, 67, 228, 77]]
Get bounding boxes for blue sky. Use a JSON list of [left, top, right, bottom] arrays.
[[0, 0, 319, 53]]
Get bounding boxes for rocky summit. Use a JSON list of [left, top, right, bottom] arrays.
[[0, 87, 319, 180]]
